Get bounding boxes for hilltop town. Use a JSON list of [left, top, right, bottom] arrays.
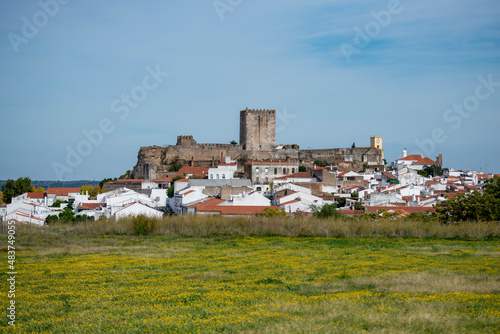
[[1, 108, 498, 223]]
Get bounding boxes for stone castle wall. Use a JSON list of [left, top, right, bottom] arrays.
[[299, 147, 384, 165], [132, 109, 385, 179]]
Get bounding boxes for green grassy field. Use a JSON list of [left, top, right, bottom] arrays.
[[1, 231, 500, 333]]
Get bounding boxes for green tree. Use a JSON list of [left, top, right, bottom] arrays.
[[436, 176, 500, 221], [80, 185, 103, 198], [259, 207, 286, 217], [311, 203, 341, 219], [34, 186, 45, 193], [352, 142, 356, 148], [299, 166, 307, 172], [168, 156, 183, 172], [354, 202, 365, 210], [58, 202, 75, 222], [230, 140, 237, 145], [336, 197, 347, 208], [1, 177, 34, 204], [119, 170, 134, 179], [418, 165, 443, 178], [100, 177, 117, 189], [313, 160, 329, 167]]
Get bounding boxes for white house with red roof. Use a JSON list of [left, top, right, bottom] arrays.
[[393, 153, 423, 170], [409, 157, 441, 171], [12, 192, 48, 206], [281, 198, 319, 213], [114, 202, 163, 220], [208, 156, 238, 180], [173, 188, 209, 214], [47, 187, 80, 203], [275, 190, 323, 207], [219, 191, 271, 206], [5, 200, 51, 225], [393, 149, 441, 172]]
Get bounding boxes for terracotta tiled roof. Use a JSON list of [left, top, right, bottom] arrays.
[[188, 198, 225, 208], [175, 179, 189, 182], [398, 154, 423, 161], [47, 187, 80, 196], [78, 203, 107, 210], [153, 177, 173, 182], [383, 172, 397, 180], [414, 157, 438, 164], [175, 166, 209, 178], [27, 192, 46, 199], [476, 174, 500, 180]]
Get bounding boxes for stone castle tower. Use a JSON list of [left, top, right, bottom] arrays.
[[239, 108, 276, 151]]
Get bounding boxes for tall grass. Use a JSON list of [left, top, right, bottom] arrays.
[[4, 214, 500, 239]]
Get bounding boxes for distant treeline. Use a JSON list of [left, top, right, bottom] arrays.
[[0, 180, 100, 189]]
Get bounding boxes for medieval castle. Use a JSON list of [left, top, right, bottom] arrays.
[[133, 108, 385, 179]]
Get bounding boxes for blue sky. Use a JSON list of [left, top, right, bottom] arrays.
[[0, 0, 499, 180]]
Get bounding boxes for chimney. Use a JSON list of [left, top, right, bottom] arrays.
[[403, 148, 407, 158], [220, 152, 223, 164]]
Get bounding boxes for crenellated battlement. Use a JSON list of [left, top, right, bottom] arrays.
[[176, 135, 197, 147], [242, 107, 276, 114], [198, 143, 239, 149]]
